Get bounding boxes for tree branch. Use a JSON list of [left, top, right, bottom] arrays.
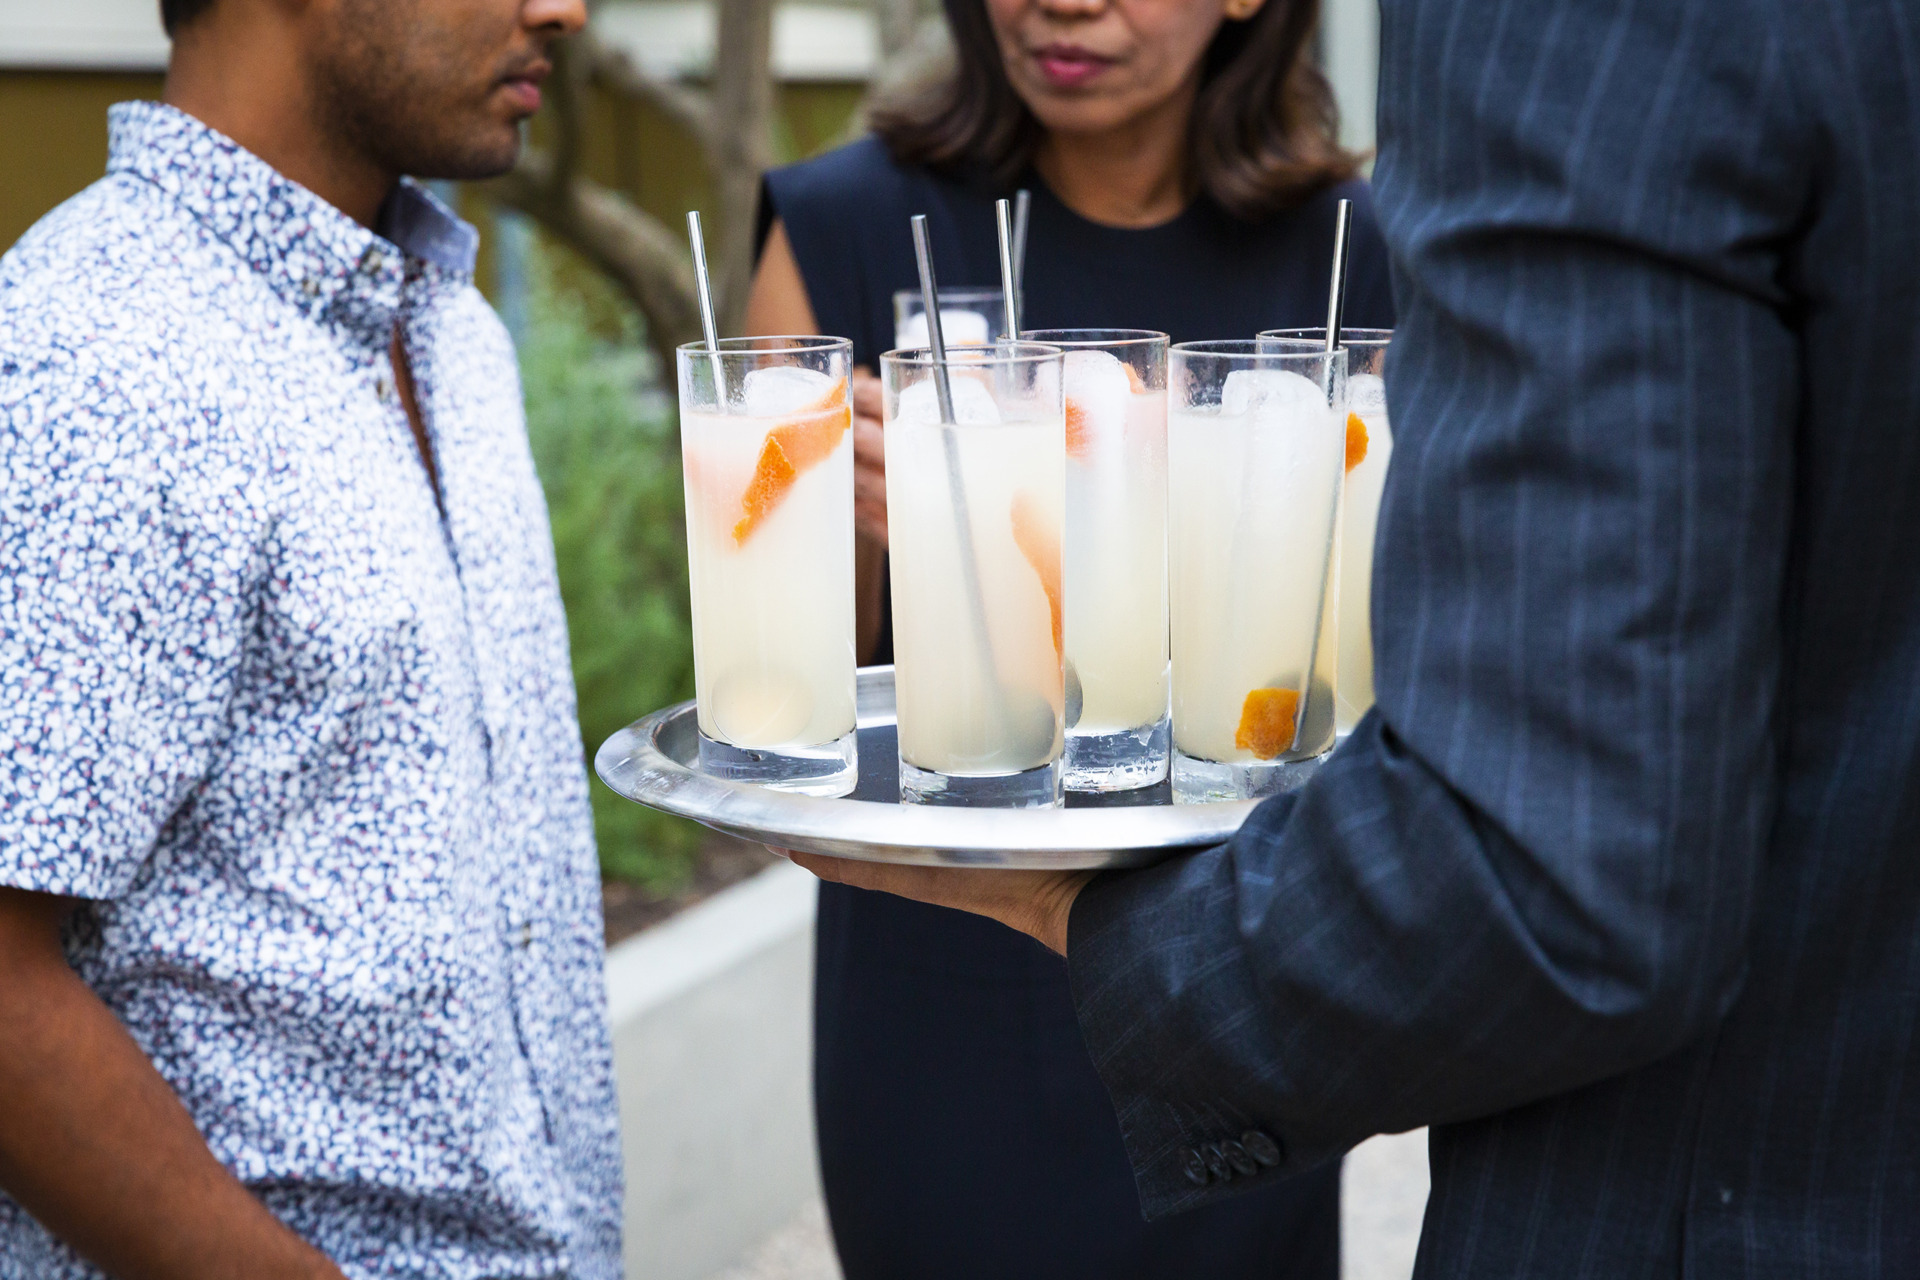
[[546, 37, 589, 201], [584, 33, 717, 156], [708, 0, 777, 329], [489, 0, 776, 360], [490, 150, 703, 375]]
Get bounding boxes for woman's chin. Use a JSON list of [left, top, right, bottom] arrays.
[[1022, 98, 1145, 141]]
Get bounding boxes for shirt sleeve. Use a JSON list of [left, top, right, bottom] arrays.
[[0, 346, 253, 900], [1066, 0, 1811, 1217]]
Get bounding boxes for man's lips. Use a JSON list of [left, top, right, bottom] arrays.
[[1032, 44, 1114, 89], [498, 61, 550, 114]]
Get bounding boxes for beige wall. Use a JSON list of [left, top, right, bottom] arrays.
[[0, 71, 167, 254], [0, 69, 864, 258]]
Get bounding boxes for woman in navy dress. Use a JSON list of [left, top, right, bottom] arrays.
[[744, 0, 1394, 1272]]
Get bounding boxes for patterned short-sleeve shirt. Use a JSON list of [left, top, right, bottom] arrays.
[[0, 102, 621, 1279]]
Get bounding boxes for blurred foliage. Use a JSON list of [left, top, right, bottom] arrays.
[[518, 239, 706, 890]]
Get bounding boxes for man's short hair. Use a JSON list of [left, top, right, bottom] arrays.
[[160, 0, 218, 37]]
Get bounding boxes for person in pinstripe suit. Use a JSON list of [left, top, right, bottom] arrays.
[[787, 0, 1920, 1271]]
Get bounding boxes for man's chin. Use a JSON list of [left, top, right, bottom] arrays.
[[407, 129, 523, 183]]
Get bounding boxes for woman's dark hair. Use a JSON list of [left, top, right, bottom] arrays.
[[160, 0, 218, 38], [872, 0, 1358, 221]]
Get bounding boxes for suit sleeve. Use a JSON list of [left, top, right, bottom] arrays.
[[1067, 0, 1814, 1217]]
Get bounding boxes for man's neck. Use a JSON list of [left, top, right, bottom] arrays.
[[1033, 80, 1198, 229], [163, 23, 396, 230]]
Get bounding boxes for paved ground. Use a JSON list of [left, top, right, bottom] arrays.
[[706, 1200, 840, 1280], [1341, 1129, 1429, 1280], [704, 1129, 1430, 1280]]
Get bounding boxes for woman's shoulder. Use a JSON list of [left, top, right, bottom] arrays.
[[766, 136, 915, 220]]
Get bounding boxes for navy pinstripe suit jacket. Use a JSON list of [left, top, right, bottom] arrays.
[[1067, 0, 1920, 1273]]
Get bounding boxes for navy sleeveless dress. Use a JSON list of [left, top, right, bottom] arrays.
[[760, 137, 1394, 1280]]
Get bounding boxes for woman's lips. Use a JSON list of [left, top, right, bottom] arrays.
[[1032, 45, 1114, 89]]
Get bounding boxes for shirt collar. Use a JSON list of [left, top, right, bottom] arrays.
[[106, 100, 480, 347]]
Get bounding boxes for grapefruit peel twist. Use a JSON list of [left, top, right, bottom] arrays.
[[731, 378, 852, 546]]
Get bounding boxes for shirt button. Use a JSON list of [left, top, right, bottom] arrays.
[[519, 923, 533, 949], [1241, 1129, 1282, 1167], [376, 374, 395, 402], [364, 248, 387, 273], [1202, 1143, 1232, 1181], [1180, 1148, 1210, 1186]]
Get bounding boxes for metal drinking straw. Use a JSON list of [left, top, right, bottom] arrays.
[[1322, 197, 1354, 354], [995, 198, 1022, 342], [1290, 196, 1355, 754], [910, 213, 1002, 710], [1011, 188, 1032, 302], [910, 215, 958, 423], [686, 210, 727, 406]]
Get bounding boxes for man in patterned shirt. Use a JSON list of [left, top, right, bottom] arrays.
[[0, 1, 626, 1278]]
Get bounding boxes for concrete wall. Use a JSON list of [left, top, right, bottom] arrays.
[[1321, 0, 1382, 155], [605, 862, 824, 1280]]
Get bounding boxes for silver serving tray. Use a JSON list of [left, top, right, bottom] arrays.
[[594, 666, 1297, 869]]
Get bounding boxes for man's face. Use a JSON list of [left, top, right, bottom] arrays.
[[307, 0, 586, 182]]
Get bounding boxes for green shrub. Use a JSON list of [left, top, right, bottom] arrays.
[[518, 246, 706, 891]]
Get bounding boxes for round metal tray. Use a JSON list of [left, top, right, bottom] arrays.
[[594, 666, 1295, 868]]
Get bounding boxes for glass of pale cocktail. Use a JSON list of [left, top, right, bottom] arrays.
[[893, 287, 1010, 352], [1263, 327, 1392, 736], [1021, 329, 1170, 792], [677, 335, 857, 796], [882, 341, 1066, 807], [1167, 339, 1348, 801]]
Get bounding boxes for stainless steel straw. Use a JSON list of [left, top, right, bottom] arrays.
[[1322, 197, 1354, 354], [1011, 188, 1032, 300], [995, 198, 1021, 341], [1292, 196, 1355, 753], [910, 213, 1001, 710], [686, 210, 727, 406], [910, 215, 957, 422]]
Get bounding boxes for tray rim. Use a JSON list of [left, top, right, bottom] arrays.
[[592, 666, 1263, 869]]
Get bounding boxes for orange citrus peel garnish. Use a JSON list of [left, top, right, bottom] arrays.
[[1009, 491, 1063, 660], [733, 435, 798, 545], [1235, 687, 1301, 760], [1065, 365, 1151, 460], [1064, 398, 1091, 459], [1345, 412, 1369, 473], [730, 378, 852, 546]]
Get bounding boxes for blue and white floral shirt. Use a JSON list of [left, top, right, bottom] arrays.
[[0, 102, 622, 1279]]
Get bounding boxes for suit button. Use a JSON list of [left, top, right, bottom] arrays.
[[1202, 1144, 1232, 1181], [1181, 1147, 1210, 1186], [1241, 1129, 1282, 1167], [1222, 1139, 1259, 1176]]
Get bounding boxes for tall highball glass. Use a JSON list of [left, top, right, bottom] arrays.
[[882, 341, 1067, 807], [892, 287, 1013, 351], [677, 335, 857, 796], [1168, 339, 1347, 801], [1263, 327, 1393, 735], [1022, 328, 1171, 792]]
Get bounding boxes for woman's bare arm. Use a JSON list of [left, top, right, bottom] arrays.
[[743, 220, 889, 663]]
